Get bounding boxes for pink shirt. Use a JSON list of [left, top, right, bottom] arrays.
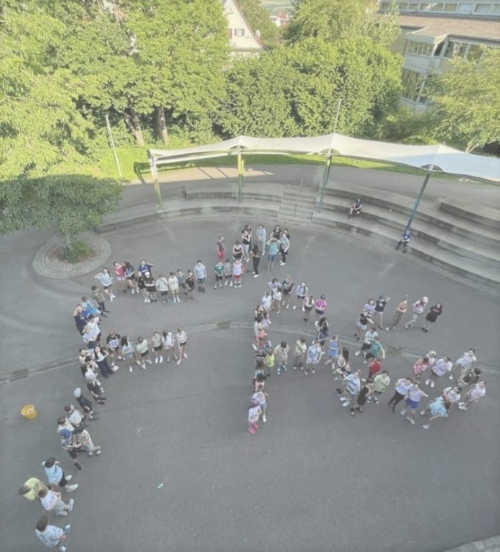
[[315, 299, 327, 311], [114, 264, 125, 278]]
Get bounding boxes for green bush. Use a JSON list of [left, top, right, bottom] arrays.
[[59, 240, 93, 263]]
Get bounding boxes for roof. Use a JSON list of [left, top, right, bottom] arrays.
[[398, 14, 500, 41]]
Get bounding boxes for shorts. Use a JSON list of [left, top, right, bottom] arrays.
[[304, 305, 313, 312], [233, 254, 243, 261], [169, 287, 179, 294], [268, 254, 277, 262], [297, 295, 305, 301], [361, 342, 371, 352], [140, 350, 149, 358], [217, 250, 224, 260], [161, 291, 168, 296], [356, 322, 367, 331], [116, 276, 125, 282], [224, 273, 232, 279], [196, 277, 205, 284], [233, 274, 242, 280], [102, 285, 111, 290], [154, 345, 162, 352], [178, 341, 187, 347], [315, 309, 325, 316], [405, 398, 419, 409], [215, 275, 223, 282]]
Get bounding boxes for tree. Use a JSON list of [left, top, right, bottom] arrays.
[[0, 2, 93, 179], [427, 49, 500, 152], [0, 175, 122, 243], [238, 0, 280, 48], [285, 0, 399, 48]]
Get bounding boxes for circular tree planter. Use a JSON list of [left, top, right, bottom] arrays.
[[33, 232, 111, 279]]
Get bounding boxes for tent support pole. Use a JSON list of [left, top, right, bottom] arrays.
[[318, 99, 342, 212], [404, 166, 433, 232], [237, 150, 244, 202]]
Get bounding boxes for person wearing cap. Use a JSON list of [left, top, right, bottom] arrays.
[[35, 516, 71, 551], [73, 387, 97, 420], [405, 297, 428, 329], [395, 228, 411, 252], [18, 477, 48, 501], [348, 198, 362, 218], [42, 459, 78, 493]]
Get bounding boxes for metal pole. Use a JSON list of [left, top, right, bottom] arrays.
[[105, 114, 122, 178], [404, 165, 433, 232], [318, 99, 342, 212], [237, 149, 243, 202], [149, 155, 163, 210]]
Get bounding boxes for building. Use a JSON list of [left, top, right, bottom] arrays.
[[221, 0, 264, 56], [379, 1, 500, 110]]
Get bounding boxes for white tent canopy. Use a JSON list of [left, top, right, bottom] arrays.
[[148, 133, 500, 183]]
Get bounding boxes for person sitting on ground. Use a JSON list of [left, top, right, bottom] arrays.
[[348, 198, 362, 219]]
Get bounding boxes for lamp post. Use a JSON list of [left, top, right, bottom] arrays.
[[318, 98, 342, 212], [148, 154, 163, 210]]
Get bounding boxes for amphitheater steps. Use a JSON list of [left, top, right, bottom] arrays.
[[278, 187, 316, 226]]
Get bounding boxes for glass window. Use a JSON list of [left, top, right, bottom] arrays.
[[434, 41, 445, 56], [491, 4, 500, 13], [235, 28, 245, 37], [474, 3, 492, 13], [408, 3, 419, 9], [402, 69, 426, 102], [457, 3, 473, 13], [467, 44, 483, 60], [443, 3, 458, 11], [457, 42, 468, 57], [444, 41, 456, 57], [420, 2, 430, 9], [430, 3, 444, 11], [407, 41, 433, 55], [398, 3, 409, 10]]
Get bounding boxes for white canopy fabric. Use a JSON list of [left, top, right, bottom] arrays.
[[148, 134, 500, 183]]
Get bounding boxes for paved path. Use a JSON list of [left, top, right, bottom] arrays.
[[0, 166, 499, 552]]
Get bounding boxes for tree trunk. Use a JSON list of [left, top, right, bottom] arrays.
[[124, 109, 145, 146], [155, 106, 169, 145]]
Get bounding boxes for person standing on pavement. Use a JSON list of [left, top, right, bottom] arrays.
[[113, 261, 128, 293], [42, 459, 78, 493], [194, 260, 207, 293], [337, 370, 361, 408], [232, 241, 243, 262], [162, 330, 175, 363], [373, 295, 390, 330], [123, 261, 139, 294], [214, 259, 224, 289], [305, 340, 322, 375], [94, 268, 116, 302], [355, 326, 378, 360], [252, 390, 269, 423], [250, 245, 261, 278], [405, 297, 428, 329], [281, 276, 294, 309], [400, 382, 428, 425], [73, 388, 97, 420], [119, 336, 136, 373], [106, 330, 122, 364], [223, 259, 233, 287], [303, 293, 314, 322], [64, 404, 88, 429], [274, 341, 289, 375], [256, 224, 266, 254], [91, 286, 110, 317], [19, 478, 48, 502], [175, 328, 188, 365], [144, 272, 157, 303], [293, 337, 307, 370], [458, 381, 486, 410], [387, 297, 408, 331], [324, 335, 340, 367], [135, 337, 152, 370], [267, 236, 280, 271], [294, 281, 308, 311], [35, 516, 71, 552], [248, 401, 262, 434], [449, 349, 477, 381], [424, 356, 452, 388], [72, 426, 102, 456], [458, 367, 482, 392], [155, 274, 170, 305], [185, 270, 195, 299], [350, 378, 372, 416], [412, 355, 431, 382], [354, 311, 374, 341], [388, 378, 413, 413], [314, 295, 327, 320], [167, 272, 180, 303], [137, 260, 154, 277], [422, 303, 443, 332], [232, 258, 244, 288], [241, 225, 252, 262], [94, 346, 116, 378], [395, 229, 411, 252], [151, 331, 163, 364], [419, 396, 450, 430], [369, 370, 391, 404], [37, 487, 74, 517], [176, 269, 186, 296], [216, 236, 226, 261], [73, 305, 88, 335], [279, 231, 290, 266]]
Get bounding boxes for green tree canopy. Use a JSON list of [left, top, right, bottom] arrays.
[[238, 0, 280, 48], [285, 0, 399, 47], [427, 48, 500, 152]]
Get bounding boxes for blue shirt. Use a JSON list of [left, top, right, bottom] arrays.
[[328, 340, 339, 358], [268, 242, 279, 256], [42, 462, 63, 484], [402, 231, 411, 242]]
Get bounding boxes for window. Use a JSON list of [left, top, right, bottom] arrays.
[[398, 3, 409, 10], [419, 2, 431, 10], [429, 2, 444, 11], [235, 28, 245, 37], [407, 41, 433, 56], [474, 3, 492, 13], [457, 3, 474, 13], [443, 2, 458, 11], [408, 3, 419, 10], [492, 4, 500, 13], [402, 69, 426, 102], [379, 1, 391, 10], [467, 44, 483, 60]]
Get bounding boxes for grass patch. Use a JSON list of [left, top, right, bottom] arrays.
[[59, 240, 93, 263]]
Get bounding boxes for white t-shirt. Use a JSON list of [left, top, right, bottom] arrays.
[[36, 525, 64, 547], [469, 385, 486, 401], [248, 405, 261, 423], [272, 290, 282, 302], [69, 409, 83, 426], [408, 386, 424, 402], [395, 379, 412, 395], [40, 490, 60, 511], [261, 295, 272, 310], [155, 278, 169, 292], [136, 340, 148, 354], [162, 333, 174, 349], [168, 276, 179, 291], [233, 263, 243, 276], [443, 387, 461, 404], [432, 358, 451, 376], [457, 353, 476, 370]]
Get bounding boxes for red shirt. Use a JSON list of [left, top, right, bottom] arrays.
[[368, 359, 381, 377]]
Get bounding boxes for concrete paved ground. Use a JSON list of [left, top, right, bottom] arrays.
[[0, 212, 499, 552]]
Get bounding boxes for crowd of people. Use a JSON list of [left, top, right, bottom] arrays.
[[19, 221, 488, 549]]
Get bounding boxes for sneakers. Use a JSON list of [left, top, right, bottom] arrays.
[[61, 546, 67, 552], [248, 426, 255, 434], [57, 511, 68, 517], [176, 359, 182, 365], [342, 401, 351, 407], [262, 415, 267, 423], [68, 499, 74, 512], [96, 449, 102, 456], [183, 353, 188, 359], [406, 416, 415, 425], [230, 281, 233, 287], [155, 357, 159, 364], [420, 410, 426, 416], [449, 374, 454, 380], [74, 463, 82, 471], [354, 351, 361, 356], [159, 355, 163, 363], [430, 381, 435, 388], [129, 366, 133, 372], [66, 475, 73, 482], [458, 402, 467, 410], [65, 484, 79, 493], [141, 363, 146, 370], [146, 358, 153, 364], [293, 305, 297, 310], [422, 424, 431, 429], [253, 274, 260, 278], [311, 368, 316, 374], [277, 368, 281, 375], [424, 379, 430, 386], [224, 280, 228, 286]]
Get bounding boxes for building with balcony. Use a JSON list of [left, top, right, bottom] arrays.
[[379, 1, 500, 110]]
